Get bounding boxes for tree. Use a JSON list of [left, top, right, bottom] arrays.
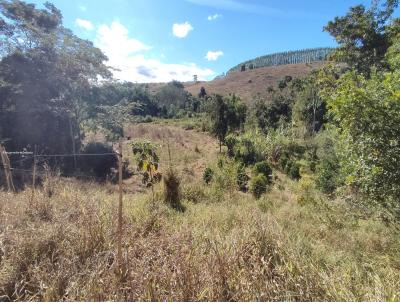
[[324, 0, 399, 75], [199, 86, 207, 98], [293, 74, 327, 135], [0, 0, 111, 162], [209, 95, 228, 152], [156, 81, 190, 117], [323, 63, 400, 213]]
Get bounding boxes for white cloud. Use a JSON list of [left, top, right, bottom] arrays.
[[205, 50, 224, 61], [95, 21, 214, 83], [75, 18, 94, 31], [172, 22, 193, 38], [207, 13, 222, 21]]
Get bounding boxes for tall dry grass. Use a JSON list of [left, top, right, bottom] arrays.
[[0, 173, 399, 301]]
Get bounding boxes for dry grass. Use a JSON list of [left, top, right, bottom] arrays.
[[185, 62, 326, 103], [0, 170, 399, 301], [1, 124, 399, 301], [124, 123, 218, 187]]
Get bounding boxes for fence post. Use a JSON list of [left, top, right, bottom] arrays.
[[30, 145, 37, 203], [117, 140, 123, 274]]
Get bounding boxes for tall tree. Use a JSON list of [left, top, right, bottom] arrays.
[[209, 95, 228, 152], [324, 0, 399, 76], [0, 0, 111, 160]]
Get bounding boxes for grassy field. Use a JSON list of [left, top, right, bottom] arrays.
[[1, 123, 399, 301]]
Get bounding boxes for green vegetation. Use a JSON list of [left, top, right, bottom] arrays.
[[1, 0, 400, 300], [228, 47, 334, 73]]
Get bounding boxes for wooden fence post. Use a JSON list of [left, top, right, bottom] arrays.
[[117, 140, 123, 274], [30, 145, 37, 203]]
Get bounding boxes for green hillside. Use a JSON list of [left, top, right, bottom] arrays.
[[228, 47, 334, 73]]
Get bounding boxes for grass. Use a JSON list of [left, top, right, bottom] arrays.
[[1, 124, 399, 301], [1, 172, 399, 301]]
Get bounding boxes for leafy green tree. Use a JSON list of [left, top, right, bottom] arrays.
[[323, 63, 400, 211], [293, 74, 327, 135], [0, 0, 111, 159], [209, 95, 228, 152], [324, 0, 399, 75], [156, 81, 190, 117]]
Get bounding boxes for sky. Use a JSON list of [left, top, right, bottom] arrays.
[[29, 0, 399, 83]]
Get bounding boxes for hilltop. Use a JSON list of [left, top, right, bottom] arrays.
[[185, 61, 326, 102]]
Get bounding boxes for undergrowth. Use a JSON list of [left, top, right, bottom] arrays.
[[0, 175, 399, 301]]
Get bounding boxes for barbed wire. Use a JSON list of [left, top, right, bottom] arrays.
[[5, 152, 117, 158]]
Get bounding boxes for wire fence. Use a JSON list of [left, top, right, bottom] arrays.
[[0, 150, 125, 187]]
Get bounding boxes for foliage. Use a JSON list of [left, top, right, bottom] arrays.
[[293, 72, 328, 135], [79, 142, 117, 179], [209, 94, 247, 151], [250, 174, 268, 199], [236, 164, 249, 192], [252, 161, 272, 180], [209, 95, 228, 151], [163, 169, 184, 211], [324, 0, 399, 75], [203, 167, 214, 184], [314, 128, 342, 194], [287, 161, 301, 180], [324, 68, 400, 212], [228, 48, 334, 73], [234, 136, 260, 166], [131, 140, 160, 186], [225, 134, 238, 157], [0, 0, 111, 157]]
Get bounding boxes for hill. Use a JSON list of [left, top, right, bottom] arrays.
[[227, 48, 333, 73], [185, 61, 326, 102]]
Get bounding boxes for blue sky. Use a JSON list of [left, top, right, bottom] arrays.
[[30, 0, 398, 82]]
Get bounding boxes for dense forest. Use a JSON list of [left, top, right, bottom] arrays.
[[227, 47, 334, 73], [0, 0, 400, 300]]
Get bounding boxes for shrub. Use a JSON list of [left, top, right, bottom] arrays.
[[236, 165, 249, 192], [297, 176, 317, 206], [235, 138, 259, 166], [288, 162, 301, 180], [225, 134, 237, 157], [203, 167, 214, 184], [316, 157, 340, 194], [250, 174, 268, 199], [253, 161, 272, 179], [163, 169, 184, 212], [143, 115, 153, 123], [80, 142, 117, 179]]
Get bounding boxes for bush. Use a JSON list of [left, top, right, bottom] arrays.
[[235, 138, 259, 166], [203, 167, 214, 184], [316, 157, 340, 194], [236, 165, 249, 192], [250, 174, 268, 199], [163, 169, 184, 212], [288, 162, 301, 180], [80, 142, 117, 179], [225, 134, 237, 157], [253, 161, 272, 179]]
